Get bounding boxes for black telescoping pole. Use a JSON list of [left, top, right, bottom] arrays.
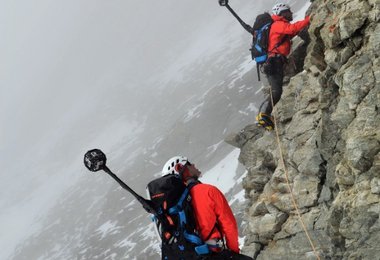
[[225, 4, 252, 34], [83, 149, 157, 215], [102, 166, 157, 215]]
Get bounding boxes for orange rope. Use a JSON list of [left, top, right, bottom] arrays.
[[269, 87, 321, 260]]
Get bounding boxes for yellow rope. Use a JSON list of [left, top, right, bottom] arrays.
[[269, 87, 321, 260]]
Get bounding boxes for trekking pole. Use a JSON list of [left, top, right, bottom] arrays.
[[83, 149, 156, 215], [218, 0, 252, 34]]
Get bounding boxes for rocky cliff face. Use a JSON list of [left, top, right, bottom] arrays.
[[226, 0, 380, 259]]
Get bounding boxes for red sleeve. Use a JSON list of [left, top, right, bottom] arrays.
[[191, 185, 240, 253], [211, 187, 240, 253], [273, 16, 310, 36], [192, 188, 218, 242]]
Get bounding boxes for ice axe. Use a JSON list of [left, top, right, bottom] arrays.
[[83, 149, 156, 215], [218, 0, 252, 34]]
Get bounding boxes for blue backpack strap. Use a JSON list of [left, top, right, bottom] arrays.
[[254, 22, 271, 53], [184, 230, 203, 245], [168, 180, 200, 224], [168, 187, 189, 226], [167, 181, 210, 255]]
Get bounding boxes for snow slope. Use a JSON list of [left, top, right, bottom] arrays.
[[2, 0, 311, 259]]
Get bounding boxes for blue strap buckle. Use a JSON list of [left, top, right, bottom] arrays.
[[194, 244, 210, 255]]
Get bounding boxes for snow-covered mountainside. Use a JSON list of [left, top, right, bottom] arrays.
[[2, 1, 312, 259]]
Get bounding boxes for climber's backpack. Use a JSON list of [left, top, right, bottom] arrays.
[[250, 12, 273, 81], [147, 174, 209, 259], [250, 13, 289, 81]]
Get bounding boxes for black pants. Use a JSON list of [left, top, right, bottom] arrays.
[[259, 56, 285, 116]]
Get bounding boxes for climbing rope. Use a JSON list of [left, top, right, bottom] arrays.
[[269, 87, 321, 260]]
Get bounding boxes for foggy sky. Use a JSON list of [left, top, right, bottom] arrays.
[[1, 0, 286, 258]]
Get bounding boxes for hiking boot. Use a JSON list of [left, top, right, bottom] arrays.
[[256, 112, 274, 131]]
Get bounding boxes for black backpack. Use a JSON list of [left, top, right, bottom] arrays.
[[147, 174, 209, 259], [250, 12, 273, 81], [250, 12, 289, 81]]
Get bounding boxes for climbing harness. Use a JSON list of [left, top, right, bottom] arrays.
[[269, 88, 321, 260]]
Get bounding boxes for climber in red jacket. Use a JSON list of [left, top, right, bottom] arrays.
[[162, 156, 253, 259], [256, 3, 310, 130]]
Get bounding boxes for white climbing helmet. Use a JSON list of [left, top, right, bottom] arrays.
[[162, 156, 189, 176], [272, 3, 291, 15]]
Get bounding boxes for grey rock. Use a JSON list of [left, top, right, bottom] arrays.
[[249, 212, 288, 244], [249, 200, 269, 217], [371, 177, 380, 194], [225, 124, 262, 148], [241, 243, 262, 259], [338, 0, 370, 40], [239, 0, 380, 259], [318, 185, 332, 203], [324, 46, 354, 70]]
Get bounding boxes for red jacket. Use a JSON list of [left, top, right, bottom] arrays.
[[268, 15, 310, 57], [190, 183, 239, 253]]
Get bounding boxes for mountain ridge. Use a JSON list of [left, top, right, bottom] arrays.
[[226, 0, 380, 259]]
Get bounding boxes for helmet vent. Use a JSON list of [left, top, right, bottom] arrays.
[[161, 156, 189, 176]]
